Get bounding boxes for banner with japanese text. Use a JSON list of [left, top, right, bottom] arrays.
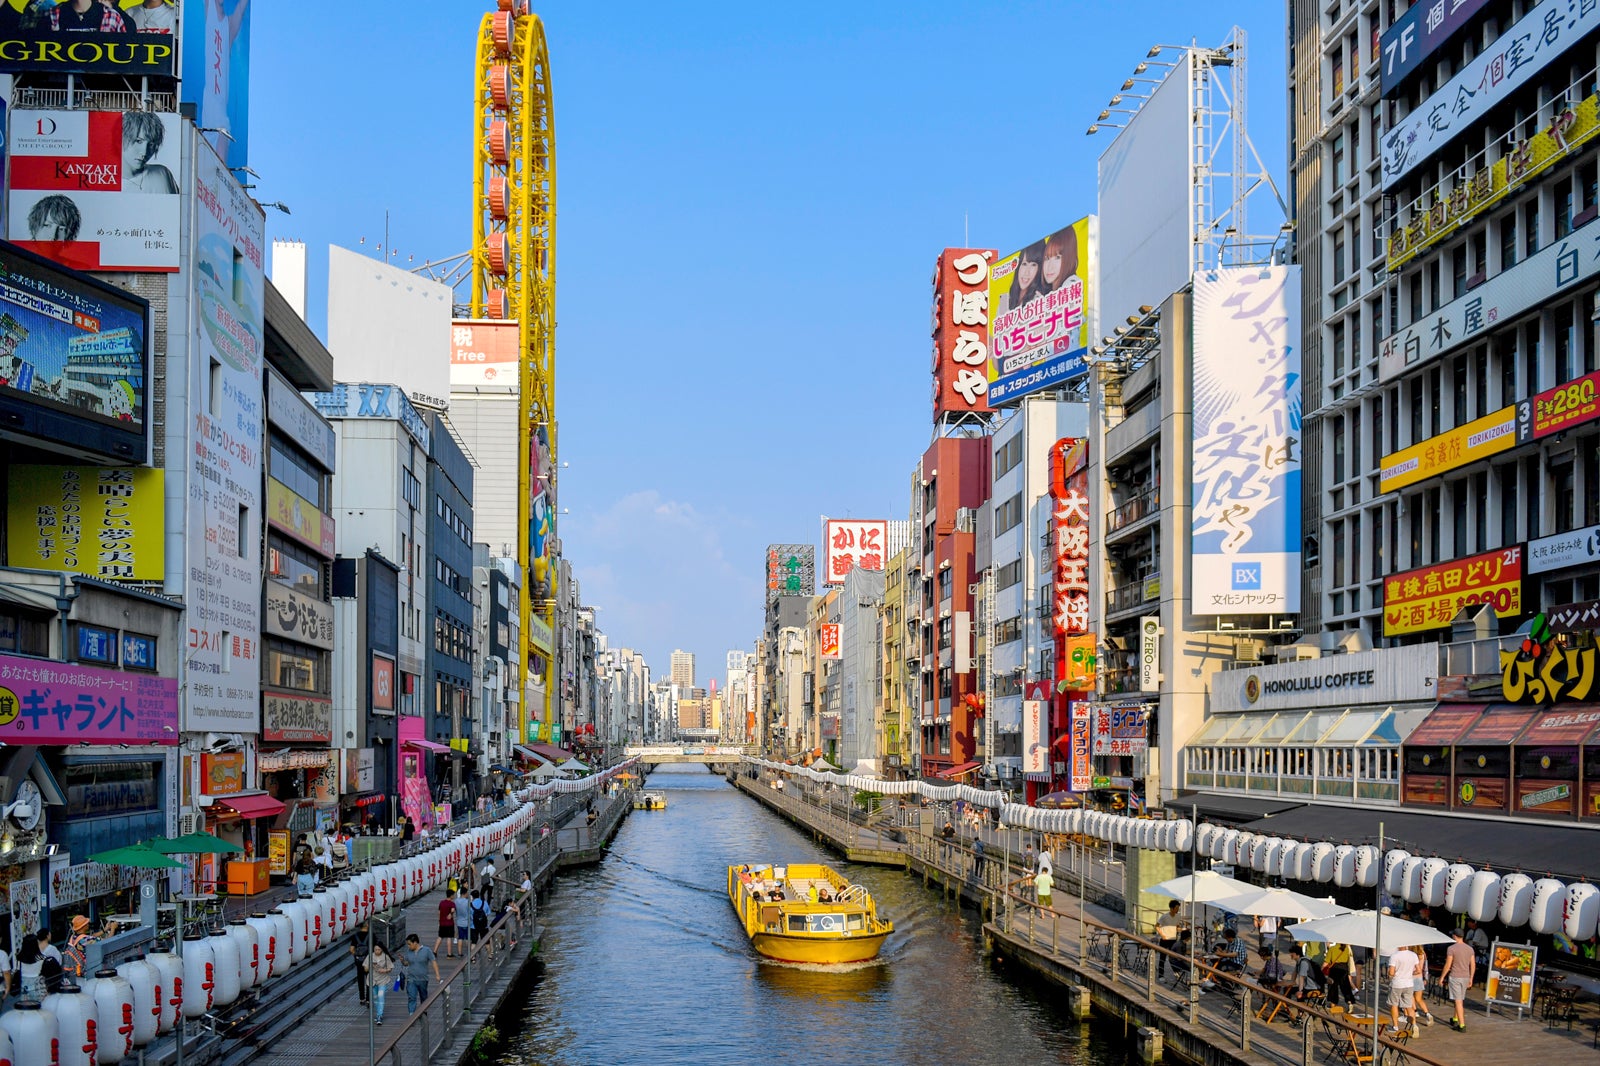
[[986, 218, 1095, 405], [0, 651, 176, 744], [6, 465, 162, 578], [1383, 546, 1522, 637], [1190, 266, 1302, 615], [823, 519, 887, 586], [931, 247, 996, 419]]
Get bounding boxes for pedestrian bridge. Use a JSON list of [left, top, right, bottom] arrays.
[[625, 744, 754, 765]]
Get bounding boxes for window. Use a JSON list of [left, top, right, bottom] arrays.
[[994, 435, 1024, 480], [267, 537, 325, 598], [1555, 462, 1576, 534], [1452, 245, 1467, 300], [264, 637, 328, 694], [1332, 416, 1346, 483], [994, 493, 1023, 533], [996, 559, 1022, 591], [1524, 198, 1540, 257], [401, 467, 421, 510], [0, 607, 51, 656], [1332, 231, 1347, 285], [1556, 305, 1574, 384], [1332, 519, 1345, 587], [269, 437, 329, 510], [994, 617, 1021, 645], [1500, 212, 1517, 270], [1331, 133, 1345, 187], [1331, 320, 1346, 378], [1499, 465, 1518, 546]]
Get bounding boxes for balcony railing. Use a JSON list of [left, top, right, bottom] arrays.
[[1106, 488, 1159, 534], [1105, 574, 1159, 614]]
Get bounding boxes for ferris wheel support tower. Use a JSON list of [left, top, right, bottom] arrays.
[[471, 3, 557, 748]]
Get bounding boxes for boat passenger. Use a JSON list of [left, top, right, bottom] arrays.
[[818, 887, 833, 903], [808, 884, 818, 903], [751, 890, 764, 902]]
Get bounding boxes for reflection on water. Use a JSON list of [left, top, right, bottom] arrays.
[[491, 767, 1132, 1066]]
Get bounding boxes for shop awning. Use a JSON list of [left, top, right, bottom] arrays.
[[1515, 705, 1600, 746], [1404, 703, 1490, 746], [404, 738, 453, 754], [211, 792, 286, 820], [512, 745, 550, 764], [1170, 790, 1305, 824], [525, 742, 577, 763], [935, 760, 982, 780], [1242, 802, 1600, 882], [1459, 704, 1541, 744]]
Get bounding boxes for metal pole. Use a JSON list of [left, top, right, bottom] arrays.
[[1372, 822, 1384, 1060]]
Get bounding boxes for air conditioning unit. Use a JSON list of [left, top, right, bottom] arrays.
[[1275, 644, 1321, 663], [1052, 761, 1066, 774], [1233, 638, 1266, 661], [955, 508, 977, 532], [178, 812, 203, 836]]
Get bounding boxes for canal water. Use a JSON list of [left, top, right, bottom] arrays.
[[490, 767, 1134, 1066]]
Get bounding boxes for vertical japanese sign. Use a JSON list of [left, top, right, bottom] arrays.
[[1069, 701, 1093, 791], [819, 624, 841, 660], [823, 519, 888, 586], [1022, 699, 1046, 774], [183, 138, 263, 733], [9, 110, 182, 272], [181, 0, 252, 169], [931, 247, 995, 420], [986, 218, 1095, 405], [1191, 266, 1302, 615], [1050, 439, 1090, 639], [1139, 616, 1160, 692], [764, 544, 815, 606]]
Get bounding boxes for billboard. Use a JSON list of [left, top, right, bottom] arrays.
[[183, 139, 262, 734], [1050, 439, 1090, 638], [819, 624, 841, 660], [1383, 546, 1522, 637], [449, 319, 519, 388], [181, 0, 250, 169], [1381, 211, 1600, 382], [1022, 699, 1046, 774], [930, 247, 995, 420], [823, 519, 887, 586], [327, 245, 452, 410], [1379, 404, 1519, 493], [765, 543, 814, 606], [6, 465, 162, 578], [0, 238, 149, 462], [1191, 266, 1302, 615], [1092, 702, 1149, 756], [9, 110, 181, 272], [0, 3, 177, 76], [261, 690, 331, 744], [1380, 0, 1490, 95], [0, 650, 176, 744], [1529, 523, 1600, 575], [986, 217, 1095, 405], [266, 477, 334, 556], [1382, 1, 1600, 190], [1097, 50, 1193, 335], [266, 369, 334, 471]]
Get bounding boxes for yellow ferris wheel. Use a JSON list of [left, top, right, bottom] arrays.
[[471, 2, 556, 744]]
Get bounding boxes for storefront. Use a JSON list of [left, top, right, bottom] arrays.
[[398, 716, 449, 829], [1084, 698, 1151, 809], [1402, 702, 1600, 819], [1183, 645, 1438, 806]]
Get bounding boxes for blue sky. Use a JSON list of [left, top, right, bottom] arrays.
[[251, 1, 1287, 687]]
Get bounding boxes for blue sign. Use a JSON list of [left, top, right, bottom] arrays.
[[76, 624, 116, 665], [121, 633, 157, 671], [1380, 0, 1491, 97]]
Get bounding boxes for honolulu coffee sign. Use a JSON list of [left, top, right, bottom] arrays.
[[1215, 645, 1437, 713]]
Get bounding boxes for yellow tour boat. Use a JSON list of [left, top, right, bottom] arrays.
[[633, 790, 667, 810], [726, 862, 892, 964]]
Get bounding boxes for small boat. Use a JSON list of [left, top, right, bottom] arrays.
[[633, 791, 667, 810], [726, 862, 892, 964]]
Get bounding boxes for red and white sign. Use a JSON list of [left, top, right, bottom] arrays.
[[371, 654, 395, 712], [819, 623, 841, 660], [931, 247, 996, 421], [449, 320, 520, 387], [1022, 699, 1047, 774], [1050, 439, 1090, 637], [1069, 702, 1093, 791], [823, 519, 888, 586], [8, 110, 183, 272]]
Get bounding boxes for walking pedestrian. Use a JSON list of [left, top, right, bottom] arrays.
[[1386, 943, 1420, 1036], [1034, 867, 1053, 909], [1440, 928, 1475, 1031], [940, 821, 955, 862], [366, 941, 394, 1024], [481, 857, 497, 907], [398, 934, 440, 1014], [350, 920, 371, 1006], [1323, 942, 1357, 1008], [1155, 901, 1182, 978], [1022, 842, 1037, 874], [435, 889, 459, 958], [972, 836, 986, 881], [296, 848, 318, 897], [470, 889, 491, 944], [1412, 945, 1435, 1026]]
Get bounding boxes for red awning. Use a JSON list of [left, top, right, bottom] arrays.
[[1514, 705, 1600, 746], [212, 792, 286, 820], [526, 742, 577, 763], [1459, 704, 1541, 744], [1404, 703, 1488, 746], [935, 760, 982, 780], [404, 738, 453, 754]]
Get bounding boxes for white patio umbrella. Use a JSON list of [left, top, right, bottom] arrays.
[[557, 757, 591, 773], [1148, 870, 1257, 904], [1217, 886, 1350, 921], [1288, 909, 1455, 949], [527, 761, 567, 781]]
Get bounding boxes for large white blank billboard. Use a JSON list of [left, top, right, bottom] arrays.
[[1097, 51, 1193, 334], [327, 245, 453, 408]]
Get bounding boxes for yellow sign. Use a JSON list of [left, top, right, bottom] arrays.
[[1063, 633, 1098, 688], [267, 830, 290, 877], [1379, 405, 1519, 494], [5, 465, 163, 579], [266, 478, 334, 556], [1389, 92, 1600, 270]]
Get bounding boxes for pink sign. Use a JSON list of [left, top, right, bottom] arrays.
[[0, 652, 177, 744]]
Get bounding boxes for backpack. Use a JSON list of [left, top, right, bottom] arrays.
[[472, 900, 489, 932]]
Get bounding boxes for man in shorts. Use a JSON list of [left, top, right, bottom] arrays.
[[1439, 928, 1476, 1031], [1387, 944, 1420, 1036]]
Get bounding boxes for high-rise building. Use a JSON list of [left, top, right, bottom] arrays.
[[670, 649, 696, 692]]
